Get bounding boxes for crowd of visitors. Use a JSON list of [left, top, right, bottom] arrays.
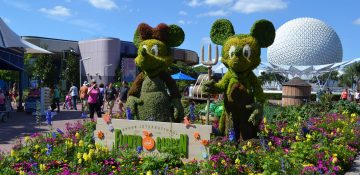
[[49, 80, 129, 119]]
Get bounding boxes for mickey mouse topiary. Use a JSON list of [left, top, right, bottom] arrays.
[[126, 23, 185, 122], [203, 19, 275, 141]]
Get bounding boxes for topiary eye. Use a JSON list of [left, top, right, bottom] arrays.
[[142, 45, 148, 50], [228, 45, 236, 59], [243, 44, 251, 59], [151, 45, 159, 56]]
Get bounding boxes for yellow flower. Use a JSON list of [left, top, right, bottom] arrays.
[[24, 136, 30, 143], [211, 172, 218, 175], [336, 128, 340, 133], [40, 164, 46, 171], [146, 170, 152, 175], [268, 141, 272, 146], [296, 135, 301, 141], [332, 153, 337, 157], [79, 140, 84, 147], [263, 117, 267, 124], [264, 126, 269, 134], [235, 158, 241, 164], [247, 141, 252, 147], [332, 157, 338, 164], [35, 144, 40, 149], [77, 152, 82, 159], [83, 153, 89, 161], [281, 128, 285, 133], [112, 166, 116, 169], [221, 159, 226, 165], [217, 142, 221, 147], [19, 170, 26, 175], [78, 158, 82, 164], [351, 113, 356, 117], [242, 145, 247, 151], [302, 164, 314, 167], [75, 132, 80, 139], [88, 144, 94, 149], [10, 150, 16, 157]]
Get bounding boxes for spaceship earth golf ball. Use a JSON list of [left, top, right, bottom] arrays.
[[268, 17, 342, 66]]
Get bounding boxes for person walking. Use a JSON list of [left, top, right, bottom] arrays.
[[11, 82, 18, 108], [340, 88, 348, 101], [52, 85, 61, 112], [99, 83, 105, 113], [87, 80, 101, 120], [118, 81, 129, 117], [68, 83, 78, 110], [79, 81, 89, 117], [105, 82, 118, 116], [355, 89, 360, 103]]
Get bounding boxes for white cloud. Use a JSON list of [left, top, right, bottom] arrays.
[[88, 0, 118, 10], [204, 0, 233, 6], [39, 6, 71, 16], [3, 17, 11, 24], [178, 20, 185, 24], [179, 11, 188, 16], [198, 10, 229, 17], [232, 0, 287, 14], [353, 18, 360, 25], [188, 0, 201, 7]]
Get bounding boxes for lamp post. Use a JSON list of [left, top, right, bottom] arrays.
[[79, 57, 91, 88], [104, 64, 113, 84]]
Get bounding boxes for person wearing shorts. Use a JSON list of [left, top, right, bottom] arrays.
[[118, 81, 129, 117], [79, 81, 89, 116], [105, 82, 118, 115]]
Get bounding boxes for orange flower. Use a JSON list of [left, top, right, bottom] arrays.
[[143, 130, 152, 137], [103, 114, 111, 123], [97, 131, 104, 140], [194, 132, 200, 140], [201, 139, 209, 146]]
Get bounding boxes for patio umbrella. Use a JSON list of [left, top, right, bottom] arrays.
[[171, 71, 196, 81]]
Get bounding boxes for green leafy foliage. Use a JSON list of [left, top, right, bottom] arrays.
[[167, 24, 185, 47], [250, 19, 276, 48], [210, 19, 235, 45]]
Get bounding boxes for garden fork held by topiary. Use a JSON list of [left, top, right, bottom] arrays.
[[201, 44, 219, 125]]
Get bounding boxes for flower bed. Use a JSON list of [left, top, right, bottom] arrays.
[[0, 101, 359, 174]]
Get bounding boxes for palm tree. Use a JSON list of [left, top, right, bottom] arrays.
[[339, 62, 360, 90]]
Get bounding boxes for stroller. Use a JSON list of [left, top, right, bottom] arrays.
[[63, 94, 73, 110]]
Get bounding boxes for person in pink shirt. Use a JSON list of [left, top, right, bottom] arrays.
[[87, 79, 101, 119]]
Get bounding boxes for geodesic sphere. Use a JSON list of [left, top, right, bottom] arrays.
[[268, 17, 342, 66]]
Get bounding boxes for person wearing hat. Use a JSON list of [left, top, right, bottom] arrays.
[[87, 79, 101, 119], [79, 81, 90, 116]]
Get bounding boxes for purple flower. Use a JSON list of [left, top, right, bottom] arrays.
[[137, 146, 143, 153], [57, 128, 64, 135]]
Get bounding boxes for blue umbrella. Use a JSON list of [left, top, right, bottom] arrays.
[[171, 71, 196, 81]]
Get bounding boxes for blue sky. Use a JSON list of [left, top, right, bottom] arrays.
[[1, 0, 360, 62]]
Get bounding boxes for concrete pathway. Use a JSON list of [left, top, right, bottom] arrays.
[[0, 102, 122, 152]]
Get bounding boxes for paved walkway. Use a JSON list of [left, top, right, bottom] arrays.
[[0, 102, 122, 152]]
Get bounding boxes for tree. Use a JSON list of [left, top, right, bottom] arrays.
[[61, 52, 79, 86], [339, 62, 360, 89], [0, 70, 18, 82], [32, 53, 57, 86]]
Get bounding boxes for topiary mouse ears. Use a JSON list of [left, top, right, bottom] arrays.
[[210, 18, 275, 48], [133, 23, 185, 48]]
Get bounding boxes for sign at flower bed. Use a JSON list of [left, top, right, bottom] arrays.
[[94, 119, 212, 161]]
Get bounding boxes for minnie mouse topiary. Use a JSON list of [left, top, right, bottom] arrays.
[[126, 23, 185, 122]]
